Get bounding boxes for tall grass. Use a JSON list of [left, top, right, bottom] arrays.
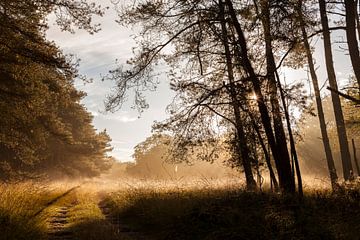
[[0, 177, 358, 240], [103, 177, 360, 240], [0, 181, 81, 240], [0, 182, 50, 240]]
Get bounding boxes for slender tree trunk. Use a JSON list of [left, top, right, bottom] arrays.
[[352, 139, 360, 176], [355, 0, 360, 40], [240, 103, 279, 190], [225, 0, 295, 193], [219, 0, 257, 190], [297, 1, 338, 189], [319, 0, 353, 180], [258, 0, 296, 193], [248, 112, 279, 191], [274, 71, 303, 197], [345, 0, 360, 91]]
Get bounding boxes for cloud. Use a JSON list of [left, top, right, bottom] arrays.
[[116, 116, 138, 123], [89, 110, 99, 117], [101, 113, 138, 123]]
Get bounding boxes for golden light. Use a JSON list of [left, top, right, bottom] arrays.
[[251, 93, 258, 101]]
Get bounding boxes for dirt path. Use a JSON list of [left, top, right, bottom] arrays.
[[44, 184, 149, 240], [47, 205, 73, 240]]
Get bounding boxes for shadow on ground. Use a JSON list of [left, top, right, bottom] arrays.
[[103, 189, 360, 240]]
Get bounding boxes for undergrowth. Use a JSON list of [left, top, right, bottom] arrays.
[[104, 183, 360, 240], [0, 179, 359, 240]]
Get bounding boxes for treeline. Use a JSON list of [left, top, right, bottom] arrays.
[[0, 0, 112, 180], [106, 0, 360, 194], [107, 134, 237, 180]]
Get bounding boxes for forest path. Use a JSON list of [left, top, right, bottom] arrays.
[[44, 183, 146, 240], [45, 185, 81, 240], [47, 205, 74, 240]]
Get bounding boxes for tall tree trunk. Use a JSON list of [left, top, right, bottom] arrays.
[[224, 0, 295, 193], [352, 139, 360, 176], [297, 0, 338, 189], [274, 71, 303, 197], [355, 0, 360, 40], [345, 0, 360, 91], [319, 0, 353, 180], [247, 110, 279, 191], [257, 0, 297, 193], [219, 0, 257, 190]]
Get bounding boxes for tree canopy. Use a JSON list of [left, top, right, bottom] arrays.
[[0, 0, 112, 180]]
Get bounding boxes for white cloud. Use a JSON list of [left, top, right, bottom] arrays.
[[89, 110, 99, 117], [116, 116, 138, 123], [101, 114, 138, 123]]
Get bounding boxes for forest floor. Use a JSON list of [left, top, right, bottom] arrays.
[[0, 178, 359, 240]]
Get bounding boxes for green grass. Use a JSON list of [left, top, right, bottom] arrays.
[[104, 184, 360, 240]]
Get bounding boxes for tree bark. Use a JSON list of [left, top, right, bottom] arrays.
[[319, 0, 353, 180], [297, 0, 338, 189], [352, 139, 360, 176], [225, 0, 295, 193], [257, 0, 297, 193], [345, 0, 360, 91], [354, 0, 360, 41], [219, 0, 257, 190], [248, 111, 279, 191]]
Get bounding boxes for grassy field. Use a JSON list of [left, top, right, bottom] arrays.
[[0, 178, 359, 240]]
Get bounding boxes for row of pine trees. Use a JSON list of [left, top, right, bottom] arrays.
[[0, 0, 112, 180]]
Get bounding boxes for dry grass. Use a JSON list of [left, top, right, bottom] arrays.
[[0, 182, 71, 240], [102, 177, 360, 240], [65, 185, 124, 240], [0, 177, 359, 240]]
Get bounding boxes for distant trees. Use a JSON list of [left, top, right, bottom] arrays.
[[0, 0, 112, 180], [126, 134, 235, 179]]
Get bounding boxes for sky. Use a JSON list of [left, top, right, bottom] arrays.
[[46, 1, 354, 162], [46, 1, 175, 162]]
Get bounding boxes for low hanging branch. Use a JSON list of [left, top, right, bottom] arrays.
[[327, 86, 360, 105]]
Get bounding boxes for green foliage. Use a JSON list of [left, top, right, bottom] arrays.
[[0, 0, 112, 180]]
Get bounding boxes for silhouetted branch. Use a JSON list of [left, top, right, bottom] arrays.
[[327, 86, 360, 104]]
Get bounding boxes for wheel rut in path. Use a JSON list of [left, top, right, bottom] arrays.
[[47, 205, 73, 240]]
